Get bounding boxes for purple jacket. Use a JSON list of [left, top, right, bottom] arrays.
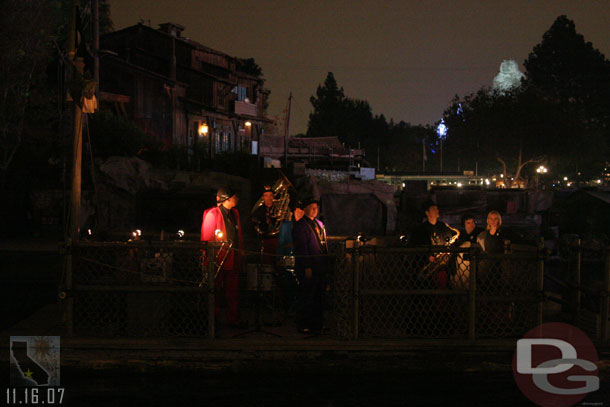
[[292, 217, 328, 273]]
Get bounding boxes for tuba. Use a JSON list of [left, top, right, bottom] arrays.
[[251, 173, 293, 238]]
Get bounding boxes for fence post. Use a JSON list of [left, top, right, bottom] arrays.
[[600, 248, 610, 342], [537, 238, 545, 326], [353, 247, 361, 340], [468, 249, 477, 340], [64, 241, 74, 336], [575, 238, 582, 320], [207, 245, 216, 339]]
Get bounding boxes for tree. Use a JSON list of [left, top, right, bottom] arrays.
[[307, 72, 347, 140], [524, 15, 610, 177], [0, 0, 56, 189]]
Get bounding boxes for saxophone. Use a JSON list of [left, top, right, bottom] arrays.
[[420, 223, 461, 279]]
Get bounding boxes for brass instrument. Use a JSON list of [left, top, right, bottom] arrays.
[[199, 229, 233, 287], [420, 223, 461, 279], [250, 173, 293, 238]]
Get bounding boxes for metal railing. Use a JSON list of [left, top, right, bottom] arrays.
[[63, 240, 554, 340], [556, 240, 610, 341], [334, 245, 544, 339]]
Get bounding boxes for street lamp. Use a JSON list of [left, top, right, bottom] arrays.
[[536, 165, 548, 190]]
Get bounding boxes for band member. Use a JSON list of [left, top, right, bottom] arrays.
[[457, 214, 484, 246], [251, 185, 279, 263], [476, 210, 509, 254], [292, 197, 328, 333], [453, 214, 482, 288], [411, 201, 458, 247], [201, 186, 244, 327], [410, 200, 459, 288]]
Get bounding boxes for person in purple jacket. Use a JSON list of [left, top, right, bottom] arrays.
[[291, 196, 328, 333]]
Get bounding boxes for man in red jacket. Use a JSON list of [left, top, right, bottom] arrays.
[[201, 186, 244, 326]]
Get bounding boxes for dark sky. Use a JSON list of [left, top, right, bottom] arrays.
[[108, 0, 610, 134]]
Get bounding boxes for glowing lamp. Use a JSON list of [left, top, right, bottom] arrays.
[[198, 123, 209, 136], [245, 121, 252, 127], [177, 230, 185, 238], [436, 119, 448, 140]]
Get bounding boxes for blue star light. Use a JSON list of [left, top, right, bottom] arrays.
[[436, 119, 448, 141]]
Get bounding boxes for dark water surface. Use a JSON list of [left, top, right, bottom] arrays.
[[59, 370, 533, 406]]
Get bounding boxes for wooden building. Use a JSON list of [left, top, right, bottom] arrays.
[[99, 22, 271, 157]]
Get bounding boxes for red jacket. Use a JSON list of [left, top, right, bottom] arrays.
[[201, 206, 243, 270]]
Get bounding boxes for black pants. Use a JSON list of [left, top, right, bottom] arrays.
[[295, 269, 325, 330]]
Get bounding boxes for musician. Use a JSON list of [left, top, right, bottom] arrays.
[[410, 201, 459, 247], [410, 200, 459, 288], [456, 214, 484, 246], [292, 197, 328, 334], [476, 210, 509, 254], [201, 186, 244, 327], [251, 185, 279, 263]]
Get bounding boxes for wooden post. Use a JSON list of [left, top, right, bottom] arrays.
[[468, 249, 477, 340], [575, 239, 582, 318], [601, 248, 610, 342], [64, 246, 74, 336], [207, 246, 216, 339], [353, 248, 361, 340], [537, 238, 545, 326]]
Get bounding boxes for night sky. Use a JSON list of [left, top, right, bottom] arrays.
[[108, 0, 610, 134]]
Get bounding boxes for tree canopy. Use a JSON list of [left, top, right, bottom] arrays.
[[441, 15, 610, 184], [306, 72, 434, 171]]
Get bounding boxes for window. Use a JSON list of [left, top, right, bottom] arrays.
[[237, 86, 247, 101]]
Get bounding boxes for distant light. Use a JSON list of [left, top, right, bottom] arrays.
[[132, 229, 142, 238], [215, 229, 224, 239], [457, 182, 463, 187], [485, 179, 490, 185], [436, 119, 448, 140], [500, 174, 504, 178], [563, 177, 568, 181], [198, 123, 209, 136], [87, 229, 92, 235], [401, 182, 406, 188], [245, 121, 252, 127], [597, 179, 602, 184], [177, 230, 185, 238], [536, 165, 548, 174]]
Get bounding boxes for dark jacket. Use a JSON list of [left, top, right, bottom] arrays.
[[410, 220, 458, 247], [292, 217, 328, 273]]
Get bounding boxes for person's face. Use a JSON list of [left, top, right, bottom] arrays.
[[426, 205, 439, 222], [464, 218, 476, 234], [223, 195, 239, 209], [293, 207, 305, 222], [487, 213, 500, 229], [262, 192, 274, 207], [304, 203, 318, 219]]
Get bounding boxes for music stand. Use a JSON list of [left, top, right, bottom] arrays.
[[233, 256, 281, 338]]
